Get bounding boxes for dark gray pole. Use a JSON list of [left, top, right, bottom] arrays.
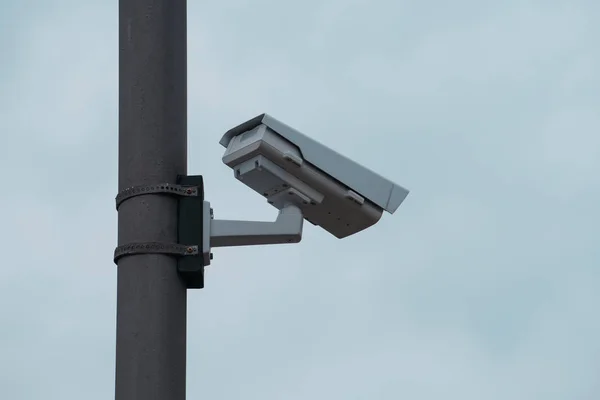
[[116, 1, 187, 399]]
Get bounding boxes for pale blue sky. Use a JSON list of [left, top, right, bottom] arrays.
[[1, 0, 599, 399]]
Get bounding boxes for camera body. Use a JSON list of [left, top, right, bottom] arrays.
[[220, 114, 409, 238]]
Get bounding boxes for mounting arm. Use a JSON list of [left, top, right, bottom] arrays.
[[202, 201, 303, 265]]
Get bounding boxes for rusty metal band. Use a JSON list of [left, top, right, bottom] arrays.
[[113, 242, 199, 264], [115, 183, 199, 210]]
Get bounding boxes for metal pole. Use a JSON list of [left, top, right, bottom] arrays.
[[116, 0, 187, 399]]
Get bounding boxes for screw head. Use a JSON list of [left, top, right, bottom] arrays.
[[186, 247, 194, 253], [186, 188, 193, 194]]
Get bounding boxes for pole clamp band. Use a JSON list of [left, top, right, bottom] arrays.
[[115, 183, 199, 210], [113, 242, 199, 264]]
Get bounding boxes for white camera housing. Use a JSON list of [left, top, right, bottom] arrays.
[[218, 114, 409, 239]]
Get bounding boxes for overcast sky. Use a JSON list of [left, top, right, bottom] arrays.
[[1, 0, 599, 399]]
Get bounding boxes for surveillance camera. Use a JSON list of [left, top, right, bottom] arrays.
[[218, 114, 409, 239]]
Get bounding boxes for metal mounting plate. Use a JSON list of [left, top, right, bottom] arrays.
[[177, 175, 206, 289]]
